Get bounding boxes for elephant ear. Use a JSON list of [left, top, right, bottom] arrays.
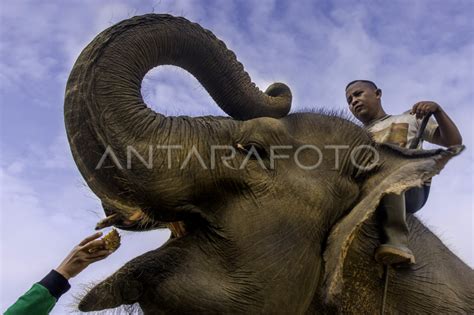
[[321, 144, 464, 306]]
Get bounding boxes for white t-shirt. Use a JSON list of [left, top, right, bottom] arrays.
[[366, 111, 439, 149]]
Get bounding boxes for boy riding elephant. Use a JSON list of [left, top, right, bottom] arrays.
[[345, 80, 462, 265]]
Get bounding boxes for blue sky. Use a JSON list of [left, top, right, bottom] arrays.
[[1, 0, 472, 313]]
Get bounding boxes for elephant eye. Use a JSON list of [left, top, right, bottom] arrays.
[[237, 142, 268, 160]]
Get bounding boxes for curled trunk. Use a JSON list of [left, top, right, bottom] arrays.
[[64, 14, 291, 208]]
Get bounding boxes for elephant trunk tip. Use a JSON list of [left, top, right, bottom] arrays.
[[265, 82, 292, 99], [264, 82, 292, 117]]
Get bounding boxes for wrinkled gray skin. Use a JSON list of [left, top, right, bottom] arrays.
[[64, 14, 473, 314]]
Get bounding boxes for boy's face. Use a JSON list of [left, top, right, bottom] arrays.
[[346, 81, 382, 123]]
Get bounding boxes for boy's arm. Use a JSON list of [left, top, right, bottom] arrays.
[[411, 101, 463, 147]]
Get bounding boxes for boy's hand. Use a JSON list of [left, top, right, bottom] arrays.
[[55, 232, 113, 280], [410, 101, 441, 119]]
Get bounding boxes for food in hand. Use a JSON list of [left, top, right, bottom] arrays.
[[102, 228, 121, 251]]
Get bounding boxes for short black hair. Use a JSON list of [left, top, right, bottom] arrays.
[[345, 80, 378, 91]]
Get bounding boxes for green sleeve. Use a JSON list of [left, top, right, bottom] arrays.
[[4, 283, 56, 315]]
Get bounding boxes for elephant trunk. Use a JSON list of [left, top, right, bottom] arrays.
[[64, 14, 292, 211]]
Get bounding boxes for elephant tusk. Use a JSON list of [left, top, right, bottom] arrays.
[[121, 210, 145, 226], [167, 222, 187, 238], [128, 210, 144, 221], [95, 213, 120, 230], [95, 210, 146, 230]]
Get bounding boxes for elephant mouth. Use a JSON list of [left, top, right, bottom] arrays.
[[95, 208, 188, 238]]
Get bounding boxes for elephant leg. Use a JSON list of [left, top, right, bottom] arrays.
[[375, 193, 415, 265]]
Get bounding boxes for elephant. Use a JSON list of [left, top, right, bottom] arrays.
[[64, 14, 473, 314]]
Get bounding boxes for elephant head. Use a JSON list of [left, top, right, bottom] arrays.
[[64, 14, 467, 314]]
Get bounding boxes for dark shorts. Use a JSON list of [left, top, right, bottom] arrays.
[[405, 185, 431, 214]]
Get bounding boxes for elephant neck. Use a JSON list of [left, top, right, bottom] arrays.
[[207, 204, 325, 312], [246, 230, 323, 312]]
